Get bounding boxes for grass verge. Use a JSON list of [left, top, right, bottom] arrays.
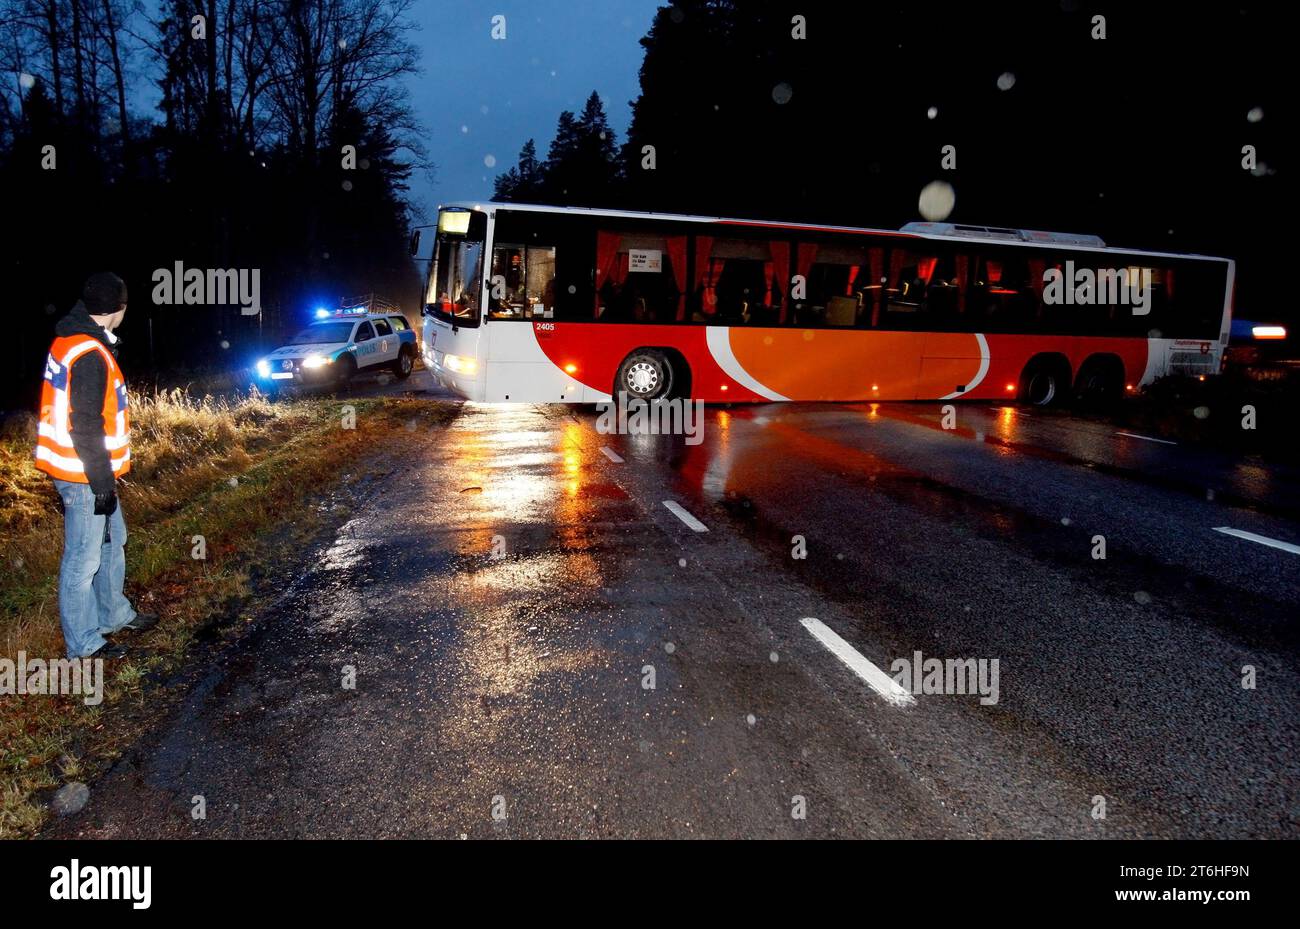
[[0, 388, 454, 837]]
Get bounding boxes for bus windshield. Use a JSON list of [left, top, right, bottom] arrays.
[[427, 233, 485, 327]]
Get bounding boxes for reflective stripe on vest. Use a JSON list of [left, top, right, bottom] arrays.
[[34, 336, 132, 482]]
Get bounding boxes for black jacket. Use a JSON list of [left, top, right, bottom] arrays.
[[55, 301, 120, 496]]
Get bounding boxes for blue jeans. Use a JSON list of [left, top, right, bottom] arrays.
[[52, 479, 136, 658]]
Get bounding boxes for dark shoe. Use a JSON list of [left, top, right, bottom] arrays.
[[116, 612, 159, 634], [90, 642, 130, 660]]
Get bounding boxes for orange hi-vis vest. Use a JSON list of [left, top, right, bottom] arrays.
[[34, 335, 131, 482]]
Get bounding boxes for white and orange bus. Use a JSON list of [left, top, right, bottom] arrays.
[[416, 202, 1233, 405]]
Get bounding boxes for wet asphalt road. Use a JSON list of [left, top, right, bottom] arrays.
[[47, 382, 1300, 838]]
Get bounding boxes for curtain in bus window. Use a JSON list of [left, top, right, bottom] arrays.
[[845, 266, 859, 296], [595, 230, 621, 317], [1027, 258, 1046, 322], [692, 235, 715, 318], [1027, 258, 1046, 298], [666, 235, 688, 321], [1164, 268, 1174, 300], [889, 249, 907, 297], [986, 260, 1003, 284], [768, 240, 790, 322], [796, 243, 818, 300], [868, 248, 884, 326], [955, 255, 969, 312], [918, 256, 938, 285]]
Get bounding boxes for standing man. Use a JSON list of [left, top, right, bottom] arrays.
[[34, 273, 158, 660]]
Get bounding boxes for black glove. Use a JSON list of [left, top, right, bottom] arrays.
[[93, 491, 118, 516]]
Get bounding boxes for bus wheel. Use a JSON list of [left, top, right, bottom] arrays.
[[1073, 355, 1124, 409], [1019, 358, 1066, 406], [616, 349, 674, 401]]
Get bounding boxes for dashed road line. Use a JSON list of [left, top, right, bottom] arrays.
[[1213, 527, 1300, 556], [1115, 431, 1176, 445], [663, 500, 708, 532], [600, 446, 624, 463], [800, 617, 915, 707]]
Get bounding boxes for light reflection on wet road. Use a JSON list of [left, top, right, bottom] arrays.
[[45, 395, 1300, 839]]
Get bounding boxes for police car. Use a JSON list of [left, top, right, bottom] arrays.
[[255, 309, 418, 390]]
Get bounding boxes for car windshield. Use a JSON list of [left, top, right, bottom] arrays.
[[288, 322, 354, 345]]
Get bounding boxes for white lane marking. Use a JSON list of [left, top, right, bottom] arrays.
[[1213, 527, 1300, 556], [663, 500, 708, 532], [1115, 431, 1176, 445], [799, 617, 915, 707], [600, 446, 624, 463], [939, 333, 990, 400], [705, 326, 790, 401]]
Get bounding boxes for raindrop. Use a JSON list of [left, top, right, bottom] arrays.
[[996, 72, 1016, 91], [1134, 591, 1152, 605], [1193, 406, 1210, 420], [1060, 517, 1072, 526], [677, 557, 686, 567], [769, 651, 779, 663], [664, 641, 676, 654], [772, 82, 793, 105], [18, 72, 35, 90], [746, 714, 757, 726], [359, 158, 370, 170], [480, 104, 490, 115], [220, 340, 230, 350], [918, 180, 956, 221], [460, 125, 469, 134], [669, 5, 685, 23], [926, 106, 938, 119], [1247, 106, 1264, 123], [484, 154, 497, 168], [342, 179, 353, 191], [567, 284, 576, 294]]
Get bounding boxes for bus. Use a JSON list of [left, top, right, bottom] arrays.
[[415, 202, 1234, 406]]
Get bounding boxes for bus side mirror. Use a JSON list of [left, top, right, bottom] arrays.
[[408, 229, 421, 257]]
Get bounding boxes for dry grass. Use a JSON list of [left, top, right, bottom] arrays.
[[0, 388, 453, 837]]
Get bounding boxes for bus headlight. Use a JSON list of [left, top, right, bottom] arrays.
[[256, 359, 271, 378], [444, 353, 478, 375], [302, 353, 332, 369]]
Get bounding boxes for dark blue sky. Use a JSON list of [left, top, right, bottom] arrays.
[[405, 1, 660, 214]]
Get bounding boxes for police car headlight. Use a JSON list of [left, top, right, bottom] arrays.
[[302, 353, 332, 369], [444, 353, 478, 375], [256, 359, 271, 378]]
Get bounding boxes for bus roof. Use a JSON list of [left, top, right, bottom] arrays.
[[439, 200, 1231, 264]]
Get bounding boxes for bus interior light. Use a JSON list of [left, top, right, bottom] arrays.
[[564, 363, 578, 374], [1252, 325, 1287, 339]]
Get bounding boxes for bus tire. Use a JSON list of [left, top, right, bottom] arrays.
[[392, 345, 415, 380], [615, 349, 674, 401], [1073, 354, 1125, 409], [1018, 356, 1069, 407]]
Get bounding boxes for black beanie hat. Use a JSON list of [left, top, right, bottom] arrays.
[[83, 272, 128, 316]]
